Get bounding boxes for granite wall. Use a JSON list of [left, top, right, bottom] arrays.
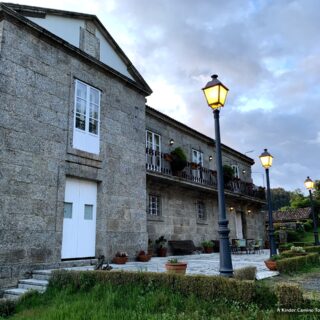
[[0, 18, 147, 288]]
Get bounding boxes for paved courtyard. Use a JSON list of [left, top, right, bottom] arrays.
[[66, 251, 279, 280]]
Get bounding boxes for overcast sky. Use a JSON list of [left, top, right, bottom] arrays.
[[14, 0, 320, 192]]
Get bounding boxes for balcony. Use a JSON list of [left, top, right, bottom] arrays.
[[146, 148, 266, 202]]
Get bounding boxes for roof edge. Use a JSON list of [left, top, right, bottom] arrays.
[[1, 2, 152, 95]]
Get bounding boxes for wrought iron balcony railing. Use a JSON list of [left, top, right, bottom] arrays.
[[146, 148, 266, 201]]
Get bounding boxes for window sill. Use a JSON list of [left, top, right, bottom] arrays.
[[147, 215, 164, 222], [196, 220, 208, 225], [67, 145, 102, 162]]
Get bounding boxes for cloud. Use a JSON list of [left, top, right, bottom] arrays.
[[15, 0, 320, 191]]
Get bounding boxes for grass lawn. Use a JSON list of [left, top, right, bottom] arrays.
[[3, 280, 320, 320], [261, 266, 320, 300], [0, 282, 276, 320], [299, 227, 320, 243]]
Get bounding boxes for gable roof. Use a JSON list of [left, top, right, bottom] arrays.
[[267, 207, 311, 222], [0, 3, 152, 96]]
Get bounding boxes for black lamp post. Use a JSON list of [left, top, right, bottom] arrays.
[[202, 74, 233, 277], [259, 149, 277, 257], [304, 177, 319, 246]]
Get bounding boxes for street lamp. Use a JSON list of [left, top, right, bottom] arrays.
[[202, 74, 233, 277], [259, 149, 277, 257], [304, 177, 319, 245]]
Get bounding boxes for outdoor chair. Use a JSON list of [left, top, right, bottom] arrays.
[[237, 239, 249, 254], [231, 239, 239, 253], [246, 239, 255, 254], [253, 239, 263, 254]]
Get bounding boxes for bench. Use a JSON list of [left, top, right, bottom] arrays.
[[168, 240, 200, 255]]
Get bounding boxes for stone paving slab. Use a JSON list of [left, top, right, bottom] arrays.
[[55, 251, 279, 279]]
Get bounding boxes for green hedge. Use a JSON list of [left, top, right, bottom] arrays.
[[50, 270, 272, 306], [276, 253, 319, 273], [280, 250, 307, 258], [304, 245, 320, 254], [275, 283, 304, 308]]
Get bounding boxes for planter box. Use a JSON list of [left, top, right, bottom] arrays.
[[165, 262, 187, 274]]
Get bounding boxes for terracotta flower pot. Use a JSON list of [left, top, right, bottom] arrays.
[[203, 247, 214, 254], [165, 262, 187, 274], [137, 254, 151, 262], [264, 260, 277, 271], [112, 256, 128, 264], [157, 247, 167, 257]]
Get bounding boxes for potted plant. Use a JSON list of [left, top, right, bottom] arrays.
[[136, 250, 151, 262], [264, 254, 281, 271], [223, 165, 234, 185], [155, 235, 167, 257], [112, 251, 128, 264], [165, 258, 188, 274], [170, 147, 187, 174], [201, 240, 214, 253], [191, 162, 199, 169]]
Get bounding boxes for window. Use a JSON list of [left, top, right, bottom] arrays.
[[192, 149, 203, 179], [73, 80, 101, 154], [231, 165, 240, 179], [146, 130, 161, 171], [64, 202, 73, 219], [197, 201, 206, 220], [148, 194, 161, 216]]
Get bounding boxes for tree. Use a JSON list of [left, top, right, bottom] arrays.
[[271, 188, 291, 210]]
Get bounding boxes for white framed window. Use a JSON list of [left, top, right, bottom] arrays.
[[192, 149, 203, 179], [146, 130, 161, 171], [196, 200, 206, 220], [148, 194, 161, 216], [231, 165, 240, 179], [73, 79, 101, 154]]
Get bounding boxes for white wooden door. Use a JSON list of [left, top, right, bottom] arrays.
[[192, 149, 203, 179], [235, 212, 243, 239], [61, 178, 97, 259]]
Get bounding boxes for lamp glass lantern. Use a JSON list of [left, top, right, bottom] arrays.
[[304, 176, 314, 190], [202, 74, 229, 109], [259, 149, 273, 169]]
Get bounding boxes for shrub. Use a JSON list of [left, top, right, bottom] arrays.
[[304, 246, 320, 254], [278, 242, 293, 252], [275, 283, 304, 308], [253, 283, 277, 308], [280, 250, 306, 259], [234, 266, 257, 280], [0, 299, 16, 318], [295, 222, 304, 233], [286, 230, 300, 242], [50, 270, 258, 305], [171, 147, 187, 162], [223, 165, 234, 183], [276, 253, 319, 273], [201, 240, 214, 248], [303, 220, 313, 231]]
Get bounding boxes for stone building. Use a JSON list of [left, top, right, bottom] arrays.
[[0, 3, 265, 289], [146, 106, 266, 246]]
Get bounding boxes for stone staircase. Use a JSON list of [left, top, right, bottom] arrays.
[[3, 270, 51, 300]]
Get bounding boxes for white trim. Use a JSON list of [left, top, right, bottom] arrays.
[[146, 130, 161, 171], [73, 80, 101, 154]]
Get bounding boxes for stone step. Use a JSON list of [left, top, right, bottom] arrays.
[[3, 288, 28, 300], [32, 269, 53, 281], [18, 279, 48, 292]]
